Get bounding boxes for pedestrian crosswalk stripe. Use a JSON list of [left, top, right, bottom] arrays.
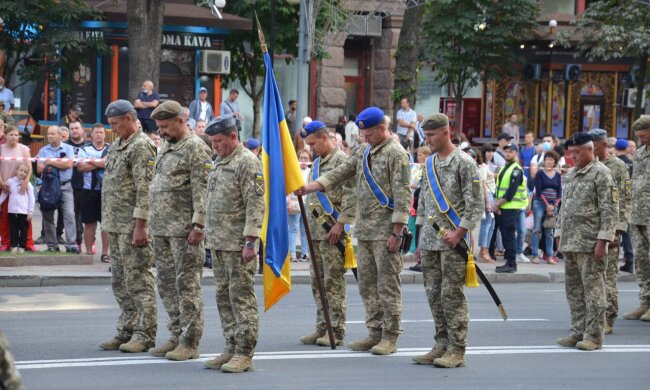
[[346, 318, 549, 324]]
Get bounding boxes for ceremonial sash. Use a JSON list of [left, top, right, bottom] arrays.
[[313, 156, 350, 233], [425, 155, 471, 246], [362, 145, 394, 209]]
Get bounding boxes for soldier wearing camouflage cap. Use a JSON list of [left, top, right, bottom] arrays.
[[99, 99, 158, 353], [413, 113, 483, 368], [299, 107, 411, 356], [555, 132, 617, 351], [624, 116, 650, 321], [202, 116, 265, 373], [147, 100, 212, 361]]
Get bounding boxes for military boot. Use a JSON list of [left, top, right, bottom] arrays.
[[315, 335, 344, 347], [412, 345, 446, 365], [165, 345, 200, 361], [433, 351, 466, 368], [221, 354, 253, 373], [299, 331, 324, 345], [604, 323, 613, 335], [371, 335, 398, 355], [556, 336, 582, 348], [204, 353, 233, 370], [640, 308, 650, 322], [575, 340, 602, 351], [623, 306, 649, 320], [99, 337, 129, 351], [149, 339, 178, 357], [347, 330, 382, 352], [119, 339, 151, 353]]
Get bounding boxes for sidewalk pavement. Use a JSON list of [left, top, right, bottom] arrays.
[[0, 252, 637, 288]]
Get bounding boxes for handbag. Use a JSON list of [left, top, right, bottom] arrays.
[[542, 215, 557, 229]]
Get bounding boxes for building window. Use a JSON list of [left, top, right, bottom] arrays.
[[539, 0, 575, 15]]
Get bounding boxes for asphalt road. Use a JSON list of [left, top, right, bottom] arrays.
[[1, 283, 649, 390]]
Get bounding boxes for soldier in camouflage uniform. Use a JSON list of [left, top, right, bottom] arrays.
[[0, 331, 24, 390], [624, 116, 650, 322], [298, 120, 355, 347], [589, 129, 631, 334], [300, 107, 411, 356], [147, 101, 212, 361], [100, 100, 157, 353], [555, 132, 617, 351], [202, 116, 265, 373], [413, 114, 482, 368]]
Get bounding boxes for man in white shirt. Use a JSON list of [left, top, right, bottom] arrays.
[[344, 114, 359, 149], [395, 97, 417, 150], [189, 87, 215, 123], [529, 134, 565, 179], [501, 114, 520, 145]]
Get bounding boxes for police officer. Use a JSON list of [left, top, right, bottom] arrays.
[[413, 113, 483, 368], [298, 120, 355, 347], [623, 116, 650, 321], [99, 100, 157, 353], [493, 142, 527, 273], [555, 132, 617, 351], [148, 101, 212, 361], [589, 128, 631, 334], [202, 116, 265, 373], [299, 107, 411, 356]]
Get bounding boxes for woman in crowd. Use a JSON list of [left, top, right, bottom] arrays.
[[531, 150, 561, 264], [478, 144, 497, 263], [287, 149, 312, 262], [0, 125, 35, 251]]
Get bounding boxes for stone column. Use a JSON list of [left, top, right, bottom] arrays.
[[370, 15, 402, 119], [315, 33, 348, 126]]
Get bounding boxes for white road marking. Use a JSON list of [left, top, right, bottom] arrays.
[[16, 345, 650, 370], [543, 289, 639, 292], [346, 318, 549, 324]]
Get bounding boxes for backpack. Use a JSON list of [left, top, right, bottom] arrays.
[[38, 167, 62, 212]]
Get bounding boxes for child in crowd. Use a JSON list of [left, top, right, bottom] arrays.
[[0, 164, 35, 253]]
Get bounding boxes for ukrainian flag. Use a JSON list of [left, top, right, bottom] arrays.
[[261, 50, 305, 311]]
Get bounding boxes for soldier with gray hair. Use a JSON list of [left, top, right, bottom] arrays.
[[555, 132, 617, 351], [99, 99, 158, 353]]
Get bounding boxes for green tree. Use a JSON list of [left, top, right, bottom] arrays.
[[393, 3, 426, 112], [558, 0, 650, 121], [420, 0, 538, 136], [0, 0, 106, 91]]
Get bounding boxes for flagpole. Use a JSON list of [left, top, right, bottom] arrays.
[[255, 13, 336, 349]]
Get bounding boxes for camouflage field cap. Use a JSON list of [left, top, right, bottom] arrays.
[[632, 115, 650, 132], [151, 100, 183, 120], [422, 113, 449, 130]]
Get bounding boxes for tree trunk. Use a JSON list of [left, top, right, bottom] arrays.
[[634, 56, 648, 122], [252, 93, 262, 139], [127, 0, 165, 101], [392, 5, 424, 113]]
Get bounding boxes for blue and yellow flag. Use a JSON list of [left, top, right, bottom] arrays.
[[260, 50, 305, 311]]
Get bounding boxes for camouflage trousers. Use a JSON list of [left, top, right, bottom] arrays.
[[109, 232, 157, 344], [0, 331, 24, 390], [564, 251, 606, 343], [605, 244, 619, 327], [153, 236, 204, 348], [211, 250, 259, 357], [357, 240, 403, 337], [421, 249, 468, 355], [310, 240, 347, 338], [631, 224, 650, 307]]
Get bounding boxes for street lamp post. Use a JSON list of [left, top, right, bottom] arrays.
[[289, 0, 311, 125]]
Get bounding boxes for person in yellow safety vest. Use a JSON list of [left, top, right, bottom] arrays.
[[493, 142, 527, 273]]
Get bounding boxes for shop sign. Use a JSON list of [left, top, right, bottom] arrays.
[[162, 33, 213, 48]]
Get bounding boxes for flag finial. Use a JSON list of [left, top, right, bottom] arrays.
[[254, 11, 268, 53]]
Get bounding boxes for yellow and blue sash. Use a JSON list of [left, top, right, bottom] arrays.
[[363, 145, 394, 209]]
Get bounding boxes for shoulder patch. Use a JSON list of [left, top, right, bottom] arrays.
[[611, 186, 619, 204], [625, 179, 632, 195], [146, 157, 155, 180], [512, 169, 521, 177], [204, 160, 213, 174], [255, 173, 264, 196]]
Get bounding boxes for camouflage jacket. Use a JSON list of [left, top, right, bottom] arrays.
[[557, 160, 617, 252], [102, 129, 156, 234], [600, 155, 631, 232], [149, 133, 212, 237], [630, 145, 650, 226], [416, 149, 483, 251], [306, 147, 356, 241], [205, 144, 265, 251], [317, 138, 411, 241]]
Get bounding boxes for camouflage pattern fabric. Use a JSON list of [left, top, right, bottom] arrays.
[[632, 225, 650, 307], [149, 134, 212, 237], [605, 246, 619, 327], [102, 129, 156, 234], [631, 145, 650, 307], [0, 331, 24, 390], [109, 232, 157, 344], [205, 145, 265, 251], [211, 250, 259, 357], [564, 251, 607, 343], [310, 240, 347, 338], [420, 249, 468, 355], [153, 236, 204, 348], [356, 240, 403, 336], [415, 149, 483, 250], [601, 155, 631, 232]]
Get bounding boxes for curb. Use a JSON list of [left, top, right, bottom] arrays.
[[0, 270, 637, 288]]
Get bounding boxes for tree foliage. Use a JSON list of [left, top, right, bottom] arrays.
[[420, 0, 538, 135], [0, 0, 107, 91], [557, 0, 650, 120]]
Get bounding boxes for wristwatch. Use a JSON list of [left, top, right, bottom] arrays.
[[244, 240, 256, 249], [193, 226, 205, 234]]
